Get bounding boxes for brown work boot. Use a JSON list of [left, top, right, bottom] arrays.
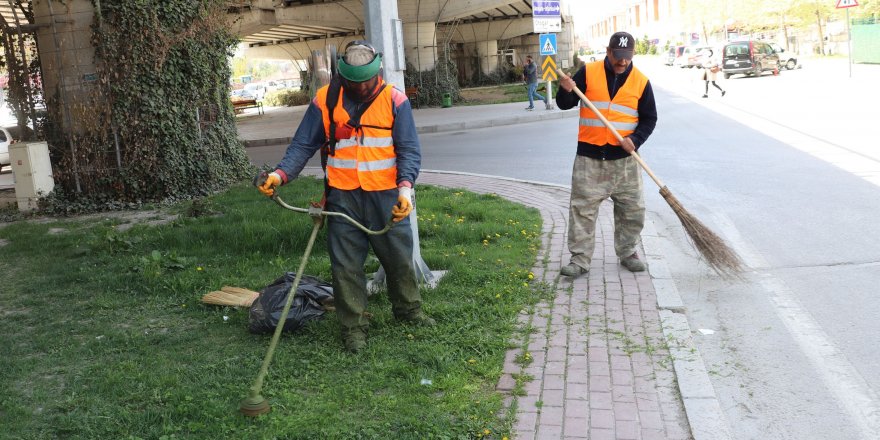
[[620, 253, 647, 272], [396, 311, 436, 327], [560, 263, 588, 277]]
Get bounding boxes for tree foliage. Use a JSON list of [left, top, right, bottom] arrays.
[[44, 0, 251, 213]]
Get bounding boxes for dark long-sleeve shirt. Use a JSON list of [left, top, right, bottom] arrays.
[[274, 84, 421, 187], [556, 58, 657, 160], [524, 62, 538, 84]]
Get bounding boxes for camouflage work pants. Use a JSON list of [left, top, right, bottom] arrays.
[[567, 155, 645, 269]]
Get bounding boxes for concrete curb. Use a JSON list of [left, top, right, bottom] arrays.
[[241, 108, 579, 148], [415, 107, 578, 134], [642, 217, 734, 440]]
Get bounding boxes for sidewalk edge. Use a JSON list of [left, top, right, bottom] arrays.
[[643, 217, 734, 440]]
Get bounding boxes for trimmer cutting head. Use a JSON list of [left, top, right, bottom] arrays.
[[239, 395, 270, 416]]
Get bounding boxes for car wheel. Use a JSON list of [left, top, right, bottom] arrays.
[[786, 59, 796, 70], [724, 72, 731, 79], [753, 62, 762, 77]]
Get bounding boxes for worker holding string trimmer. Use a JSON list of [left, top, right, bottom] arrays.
[[257, 40, 434, 353], [555, 31, 658, 277]]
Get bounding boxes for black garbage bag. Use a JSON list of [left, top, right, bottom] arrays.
[[248, 273, 334, 334]]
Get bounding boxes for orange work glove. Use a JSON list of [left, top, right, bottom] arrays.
[[257, 172, 282, 197], [391, 186, 413, 222]]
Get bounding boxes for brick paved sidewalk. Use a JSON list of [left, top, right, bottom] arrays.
[[416, 171, 693, 440]]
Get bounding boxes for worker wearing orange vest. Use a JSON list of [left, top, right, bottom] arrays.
[[257, 41, 433, 353], [555, 32, 658, 277]]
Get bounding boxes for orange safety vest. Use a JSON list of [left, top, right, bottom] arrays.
[[315, 84, 397, 191], [578, 62, 648, 146]]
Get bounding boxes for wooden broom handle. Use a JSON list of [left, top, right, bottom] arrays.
[[556, 68, 665, 189]]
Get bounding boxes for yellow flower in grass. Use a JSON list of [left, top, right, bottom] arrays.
[[467, 358, 476, 364], [196, 266, 203, 271], [528, 272, 534, 280]]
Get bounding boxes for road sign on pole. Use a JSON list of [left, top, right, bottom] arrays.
[[539, 34, 557, 56], [532, 1, 561, 33], [542, 56, 558, 81], [836, 0, 858, 8]]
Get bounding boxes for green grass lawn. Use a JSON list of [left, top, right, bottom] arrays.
[[459, 82, 558, 106], [0, 178, 544, 439]]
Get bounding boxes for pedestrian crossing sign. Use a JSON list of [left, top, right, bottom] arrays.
[[540, 34, 557, 56]]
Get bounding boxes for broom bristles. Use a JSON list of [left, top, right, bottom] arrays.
[[659, 187, 746, 279], [202, 288, 260, 307]]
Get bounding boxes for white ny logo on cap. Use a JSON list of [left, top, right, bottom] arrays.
[[619, 37, 629, 47]]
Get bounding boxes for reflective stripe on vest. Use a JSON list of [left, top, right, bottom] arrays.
[[316, 84, 398, 191], [578, 62, 648, 146]]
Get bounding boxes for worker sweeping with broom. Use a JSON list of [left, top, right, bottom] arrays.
[[257, 40, 434, 354], [555, 31, 658, 277]]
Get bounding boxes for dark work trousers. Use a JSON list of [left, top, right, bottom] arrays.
[[325, 187, 422, 338]]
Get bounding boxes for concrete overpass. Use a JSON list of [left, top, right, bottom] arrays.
[[229, 0, 575, 80]]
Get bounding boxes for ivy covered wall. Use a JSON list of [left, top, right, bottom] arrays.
[[38, 0, 250, 210]]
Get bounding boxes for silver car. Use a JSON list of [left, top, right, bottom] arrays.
[[0, 127, 11, 170]]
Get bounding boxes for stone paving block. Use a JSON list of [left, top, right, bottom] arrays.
[[638, 410, 664, 429], [515, 411, 539, 432], [566, 382, 588, 400], [566, 368, 588, 384], [497, 373, 517, 391], [590, 409, 614, 429], [536, 424, 563, 440], [613, 401, 639, 421], [589, 375, 611, 390], [563, 417, 588, 437], [544, 374, 564, 390], [615, 420, 641, 440], [542, 389, 565, 407], [545, 361, 565, 375], [540, 405, 565, 425], [589, 391, 613, 409], [564, 398, 589, 415], [547, 346, 567, 362], [588, 428, 615, 440], [515, 431, 536, 440], [589, 361, 610, 376], [613, 385, 637, 403]]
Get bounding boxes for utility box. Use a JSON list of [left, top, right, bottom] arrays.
[[10, 141, 54, 212]]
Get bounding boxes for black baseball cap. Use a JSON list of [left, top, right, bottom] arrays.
[[608, 31, 635, 60]]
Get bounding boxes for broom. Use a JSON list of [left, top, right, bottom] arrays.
[[556, 68, 745, 278], [201, 286, 261, 307]]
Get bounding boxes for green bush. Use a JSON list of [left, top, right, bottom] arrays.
[[265, 89, 311, 107], [43, 0, 251, 212]]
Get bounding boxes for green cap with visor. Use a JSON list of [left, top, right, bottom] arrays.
[[337, 41, 383, 82]]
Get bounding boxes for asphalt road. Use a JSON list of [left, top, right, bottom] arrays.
[[414, 60, 880, 439]]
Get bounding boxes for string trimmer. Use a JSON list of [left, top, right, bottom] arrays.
[[240, 176, 394, 416]]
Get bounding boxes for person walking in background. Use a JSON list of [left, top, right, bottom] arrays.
[[523, 55, 546, 110], [257, 40, 434, 353], [700, 49, 726, 98], [554, 31, 658, 277]]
